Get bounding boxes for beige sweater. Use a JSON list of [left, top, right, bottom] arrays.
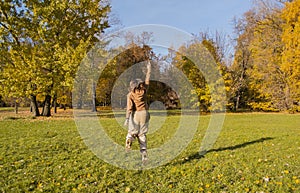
[[126, 61, 151, 119]]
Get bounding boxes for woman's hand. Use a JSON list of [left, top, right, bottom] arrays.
[[124, 118, 129, 126]]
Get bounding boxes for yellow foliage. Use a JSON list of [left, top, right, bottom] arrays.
[[281, 0, 300, 104]]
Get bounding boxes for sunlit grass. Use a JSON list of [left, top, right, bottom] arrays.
[[0, 110, 299, 192]]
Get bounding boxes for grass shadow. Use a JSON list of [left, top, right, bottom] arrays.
[[3, 116, 26, 120], [174, 137, 274, 165], [208, 137, 274, 153]]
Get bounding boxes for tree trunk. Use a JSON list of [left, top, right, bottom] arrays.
[[284, 83, 291, 111], [235, 93, 240, 111], [14, 100, 18, 114], [53, 95, 57, 114], [30, 95, 40, 116], [42, 95, 52, 117], [91, 81, 97, 112]]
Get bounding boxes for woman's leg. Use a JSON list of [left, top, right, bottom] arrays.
[[135, 110, 149, 163]]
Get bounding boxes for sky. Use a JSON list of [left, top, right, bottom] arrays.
[[110, 0, 254, 36]]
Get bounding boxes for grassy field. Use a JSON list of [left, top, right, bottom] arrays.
[[0, 108, 299, 192]]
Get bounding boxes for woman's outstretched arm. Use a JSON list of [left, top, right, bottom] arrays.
[[145, 60, 151, 86]]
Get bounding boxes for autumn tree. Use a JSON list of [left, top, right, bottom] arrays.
[[96, 32, 154, 109], [230, 10, 257, 111], [230, 0, 299, 112], [231, 0, 300, 112], [0, 0, 111, 116], [173, 33, 228, 112], [247, 0, 290, 111], [281, 0, 300, 111]]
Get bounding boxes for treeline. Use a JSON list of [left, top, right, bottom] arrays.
[[97, 0, 300, 113], [173, 0, 299, 113], [178, 0, 300, 112], [230, 0, 299, 112], [0, 0, 299, 116]]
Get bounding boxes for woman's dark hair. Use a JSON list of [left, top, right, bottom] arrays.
[[129, 78, 144, 92]]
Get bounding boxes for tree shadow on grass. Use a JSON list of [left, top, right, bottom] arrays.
[[208, 137, 274, 153], [173, 137, 274, 165]]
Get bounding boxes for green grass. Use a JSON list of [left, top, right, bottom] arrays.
[[0, 110, 299, 192]]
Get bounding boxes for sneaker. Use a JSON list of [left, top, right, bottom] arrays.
[[141, 151, 148, 164], [125, 138, 132, 150]]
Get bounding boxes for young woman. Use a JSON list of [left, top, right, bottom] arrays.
[[124, 60, 151, 163]]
